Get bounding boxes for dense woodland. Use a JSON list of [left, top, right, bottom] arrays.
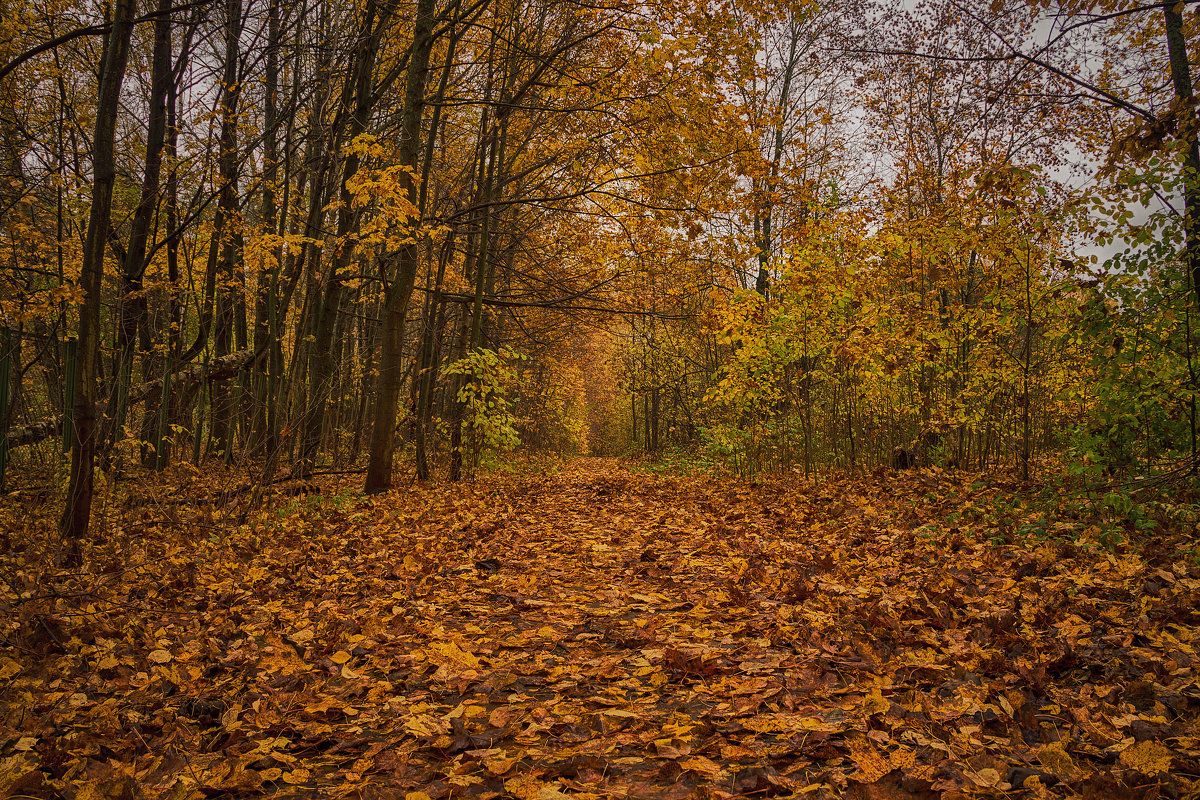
[[1, 0, 1198, 532], [4, 2, 1200, 797]]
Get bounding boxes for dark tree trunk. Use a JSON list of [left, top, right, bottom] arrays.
[[60, 0, 136, 550], [367, 0, 457, 490], [415, 233, 455, 480], [209, 0, 244, 462], [1164, 5, 1199, 466], [299, 0, 388, 475], [251, 0, 283, 459], [105, 0, 172, 464]]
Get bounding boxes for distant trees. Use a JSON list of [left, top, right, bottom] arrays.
[[616, 0, 1200, 480]]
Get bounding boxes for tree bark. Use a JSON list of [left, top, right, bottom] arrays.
[[251, 0, 282, 458], [298, 0, 389, 475], [1164, 4, 1199, 310], [1165, 3, 1200, 468], [209, 0, 244, 462], [60, 0, 137, 550], [363, 0, 441, 492], [104, 0, 172, 464]]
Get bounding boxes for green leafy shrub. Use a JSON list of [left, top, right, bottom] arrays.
[[446, 347, 525, 469]]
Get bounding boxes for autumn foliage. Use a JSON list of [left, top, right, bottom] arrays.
[[3, 0, 1200, 796], [4, 461, 1200, 798]]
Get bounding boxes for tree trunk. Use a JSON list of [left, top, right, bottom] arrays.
[[210, 0, 244, 463], [60, 0, 136, 551], [103, 0, 172, 466], [753, 26, 800, 298], [1164, 4, 1200, 468], [362, 0, 442, 491], [415, 233, 455, 480], [298, 0, 388, 475]]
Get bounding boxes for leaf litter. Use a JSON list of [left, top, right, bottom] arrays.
[[1, 460, 1199, 799]]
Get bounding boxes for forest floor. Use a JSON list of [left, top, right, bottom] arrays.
[[2, 458, 1200, 800]]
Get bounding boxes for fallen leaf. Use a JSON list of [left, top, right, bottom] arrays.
[[847, 733, 891, 784], [1037, 742, 1078, 780], [1119, 740, 1173, 775]]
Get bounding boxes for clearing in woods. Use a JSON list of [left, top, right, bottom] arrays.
[[1, 459, 1198, 799]]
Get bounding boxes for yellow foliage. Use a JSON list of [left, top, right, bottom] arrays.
[[1118, 740, 1173, 775]]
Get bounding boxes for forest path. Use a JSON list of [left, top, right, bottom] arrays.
[[1, 460, 1195, 799]]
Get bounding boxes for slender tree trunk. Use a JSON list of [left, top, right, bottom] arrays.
[[152, 56, 184, 470], [1021, 254, 1033, 482], [60, 0, 136, 551], [415, 235, 454, 480], [299, 0, 388, 475], [210, 0, 244, 463], [1165, 4, 1200, 468], [1165, 5, 1200, 310], [448, 20, 499, 484], [105, 0, 172, 465], [412, 8, 461, 482], [754, 29, 800, 298], [362, 0, 441, 491], [251, 0, 281, 457]]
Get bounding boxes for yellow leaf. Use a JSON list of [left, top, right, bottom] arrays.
[[889, 746, 916, 770], [483, 752, 522, 776], [330, 651, 351, 665], [680, 756, 722, 777], [601, 709, 638, 719], [403, 713, 451, 737], [847, 733, 891, 784], [0, 657, 21, 680], [1119, 741, 1173, 775], [504, 775, 541, 800], [427, 641, 481, 670], [404, 794, 432, 800], [148, 649, 172, 664], [1036, 742, 1077, 780], [860, 689, 889, 716]]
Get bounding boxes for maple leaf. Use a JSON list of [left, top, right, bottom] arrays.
[[847, 733, 893, 784]]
